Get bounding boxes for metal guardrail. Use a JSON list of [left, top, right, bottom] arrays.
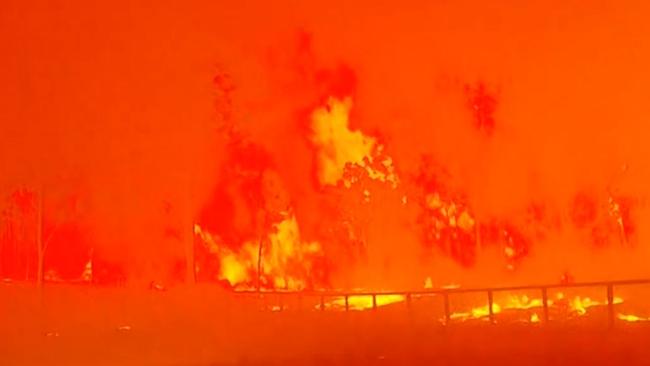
[[237, 279, 650, 327]]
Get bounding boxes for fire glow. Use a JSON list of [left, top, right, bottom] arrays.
[[6, 2, 650, 365], [193, 92, 645, 326], [3, 6, 650, 365]]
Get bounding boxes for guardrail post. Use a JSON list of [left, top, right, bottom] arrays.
[[487, 290, 495, 323], [406, 293, 412, 312], [320, 295, 325, 311], [345, 295, 349, 312], [541, 287, 549, 324], [607, 284, 615, 328], [372, 294, 377, 310], [443, 292, 451, 324]]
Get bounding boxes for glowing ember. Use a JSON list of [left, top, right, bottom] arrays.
[[530, 313, 540, 323], [81, 259, 93, 282], [617, 314, 650, 322], [447, 294, 627, 323], [449, 303, 502, 321]]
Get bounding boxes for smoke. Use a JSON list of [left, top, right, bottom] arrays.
[[2, 0, 650, 286], [205, 0, 650, 287], [0, 1, 223, 283]]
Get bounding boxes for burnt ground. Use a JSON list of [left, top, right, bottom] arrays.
[[2, 284, 650, 366]]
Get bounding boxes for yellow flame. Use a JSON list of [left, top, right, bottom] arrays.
[[310, 97, 398, 188], [617, 313, 650, 322], [568, 296, 623, 315], [305, 282, 646, 325], [457, 211, 475, 230], [320, 294, 406, 311], [424, 192, 476, 238], [450, 303, 502, 321], [530, 313, 540, 323], [448, 294, 626, 323], [195, 215, 321, 290], [82, 259, 93, 282]]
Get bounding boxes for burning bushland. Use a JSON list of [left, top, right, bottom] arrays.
[[2, 1, 650, 365]]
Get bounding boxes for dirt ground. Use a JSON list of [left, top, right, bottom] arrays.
[[2, 284, 649, 366]]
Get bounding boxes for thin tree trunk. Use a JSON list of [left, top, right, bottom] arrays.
[[36, 188, 44, 288], [257, 235, 263, 292], [183, 190, 196, 285], [618, 219, 628, 246], [184, 225, 196, 285], [257, 212, 267, 293], [35, 188, 46, 335], [475, 220, 481, 251]]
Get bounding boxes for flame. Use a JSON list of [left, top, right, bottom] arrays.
[[425, 193, 475, 231], [530, 313, 540, 323], [448, 293, 627, 323], [310, 286, 649, 326], [310, 97, 398, 188], [194, 214, 322, 290], [503, 294, 544, 310], [193, 95, 647, 320], [450, 303, 502, 321], [82, 259, 92, 282], [568, 295, 624, 315], [617, 313, 650, 322], [196, 96, 403, 292], [321, 294, 406, 311]]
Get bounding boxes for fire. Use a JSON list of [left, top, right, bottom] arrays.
[[448, 294, 541, 322], [194, 95, 403, 293], [569, 295, 623, 316], [449, 303, 502, 321], [310, 97, 398, 188], [503, 294, 543, 310], [447, 293, 627, 323], [424, 193, 476, 233], [81, 259, 92, 282], [617, 314, 650, 322], [307, 285, 649, 326], [320, 294, 406, 311], [194, 214, 322, 290]]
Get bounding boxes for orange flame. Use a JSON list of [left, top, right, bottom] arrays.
[[194, 214, 322, 290], [310, 97, 398, 188], [320, 294, 406, 311]]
